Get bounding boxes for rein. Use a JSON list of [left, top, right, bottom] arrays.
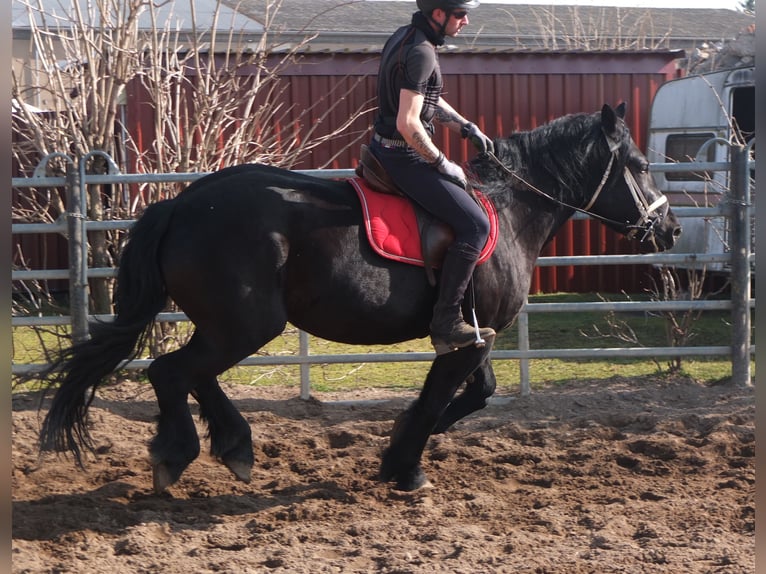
[[483, 134, 667, 240]]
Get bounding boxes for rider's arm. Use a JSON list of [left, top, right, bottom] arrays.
[[436, 96, 495, 156], [433, 96, 470, 133], [396, 88, 468, 186], [396, 88, 442, 165]]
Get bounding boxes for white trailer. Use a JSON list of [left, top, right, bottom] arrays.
[[646, 66, 754, 271]]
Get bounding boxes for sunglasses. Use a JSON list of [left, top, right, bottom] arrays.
[[451, 10, 468, 19]]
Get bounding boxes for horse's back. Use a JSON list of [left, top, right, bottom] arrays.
[[160, 163, 359, 263], [154, 164, 375, 323], [178, 163, 354, 205]]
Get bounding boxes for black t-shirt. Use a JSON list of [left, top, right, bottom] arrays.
[[374, 12, 444, 139]]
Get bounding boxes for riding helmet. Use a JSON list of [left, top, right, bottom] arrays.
[[416, 0, 480, 14]]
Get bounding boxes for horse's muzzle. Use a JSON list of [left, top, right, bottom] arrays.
[[645, 210, 682, 252]]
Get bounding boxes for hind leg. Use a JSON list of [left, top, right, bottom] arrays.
[[191, 376, 253, 484], [146, 345, 203, 493], [186, 295, 288, 487], [148, 337, 253, 493], [148, 317, 284, 493]]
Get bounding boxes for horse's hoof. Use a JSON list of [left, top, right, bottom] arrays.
[[224, 459, 252, 483], [394, 466, 431, 492], [152, 463, 176, 494], [379, 469, 432, 492], [396, 478, 434, 492]]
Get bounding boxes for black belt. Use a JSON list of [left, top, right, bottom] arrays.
[[373, 132, 409, 149]]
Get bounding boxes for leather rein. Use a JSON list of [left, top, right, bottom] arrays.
[[482, 132, 668, 243]]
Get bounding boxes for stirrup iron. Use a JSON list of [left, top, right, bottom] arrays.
[[472, 307, 486, 348]]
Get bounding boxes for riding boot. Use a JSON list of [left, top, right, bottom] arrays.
[[430, 242, 496, 355]]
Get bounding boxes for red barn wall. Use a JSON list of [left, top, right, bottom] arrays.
[[18, 50, 681, 295]]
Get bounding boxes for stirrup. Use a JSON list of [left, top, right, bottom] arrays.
[[471, 307, 487, 347]]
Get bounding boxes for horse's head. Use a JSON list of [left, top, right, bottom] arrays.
[[586, 103, 682, 251]]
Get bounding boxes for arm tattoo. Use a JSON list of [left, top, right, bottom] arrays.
[[434, 107, 462, 125], [413, 131, 440, 164]]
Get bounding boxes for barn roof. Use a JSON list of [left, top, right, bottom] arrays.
[[13, 0, 753, 55], [229, 0, 754, 53]]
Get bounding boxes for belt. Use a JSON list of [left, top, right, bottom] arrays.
[[372, 132, 409, 149]]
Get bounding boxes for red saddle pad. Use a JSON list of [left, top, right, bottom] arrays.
[[349, 177, 498, 268]]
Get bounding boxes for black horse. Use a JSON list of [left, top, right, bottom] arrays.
[[39, 103, 680, 492]]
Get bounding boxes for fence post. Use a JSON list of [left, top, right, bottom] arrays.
[[728, 144, 752, 387], [299, 330, 311, 399], [66, 163, 89, 343], [518, 299, 531, 396]]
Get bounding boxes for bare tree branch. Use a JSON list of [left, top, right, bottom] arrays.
[[13, 0, 373, 356]]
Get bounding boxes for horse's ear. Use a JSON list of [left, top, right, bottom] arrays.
[[601, 104, 617, 133], [615, 102, 627, 119]]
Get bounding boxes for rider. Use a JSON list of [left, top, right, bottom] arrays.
[[370, 0, 496, 354]]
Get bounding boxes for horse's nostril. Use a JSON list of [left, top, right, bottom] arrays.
[[673, 226, 682, 238]]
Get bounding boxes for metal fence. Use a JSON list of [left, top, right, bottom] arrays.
[[12, 145, 755, 396]]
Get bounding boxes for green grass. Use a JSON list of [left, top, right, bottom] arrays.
[[13, 293, 752, 393]]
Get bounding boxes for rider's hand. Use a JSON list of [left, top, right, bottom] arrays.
[[432, 153, 468, 189], [461, 122, 495, 155]]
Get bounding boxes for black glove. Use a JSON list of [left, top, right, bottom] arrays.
[[432, 152, 468, 189], [461, 122, 495, 155]]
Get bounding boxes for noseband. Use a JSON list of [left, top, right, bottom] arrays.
[[485, 130, 668, 242], [581, 133, 668, 242]]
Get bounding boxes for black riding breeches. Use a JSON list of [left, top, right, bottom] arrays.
[[370, 140, 490, 254]]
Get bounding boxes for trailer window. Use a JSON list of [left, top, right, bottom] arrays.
[[665, 133, 716, 181], [732, 86, 755, 142]]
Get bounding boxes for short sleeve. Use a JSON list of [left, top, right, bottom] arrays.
[[401, 43, 437, 95]]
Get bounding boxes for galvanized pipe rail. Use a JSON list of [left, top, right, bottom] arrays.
[[12, 150, 755, 395]]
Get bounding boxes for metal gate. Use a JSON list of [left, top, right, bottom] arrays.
[[12, 145, 754, 396]]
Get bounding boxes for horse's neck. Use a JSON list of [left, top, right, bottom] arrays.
[[494, 139, 574, 245], [501, 198, 566, 258]]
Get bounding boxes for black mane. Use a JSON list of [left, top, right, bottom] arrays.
[[469, 111, 607, 208]]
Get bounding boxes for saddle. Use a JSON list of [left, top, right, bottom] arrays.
[[354, 144, 496, 286]]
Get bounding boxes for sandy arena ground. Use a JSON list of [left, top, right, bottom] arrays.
[[12, 374, 754, 573]]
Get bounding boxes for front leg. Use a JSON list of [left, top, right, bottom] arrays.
[[379, 334, 495, 490], [432, 358, 497, 434]]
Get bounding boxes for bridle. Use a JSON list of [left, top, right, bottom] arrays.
[[483, 129, 668, 243]]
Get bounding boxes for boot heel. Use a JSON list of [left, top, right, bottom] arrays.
[[474, 327, 496, 348], [432, 341, 457, 355], [431, 328, 495, 355]]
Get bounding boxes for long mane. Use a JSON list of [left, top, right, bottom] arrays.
[[470, 111, 606, 208]]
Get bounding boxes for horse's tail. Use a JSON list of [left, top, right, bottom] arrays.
[[39, 198, 177, 464]]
